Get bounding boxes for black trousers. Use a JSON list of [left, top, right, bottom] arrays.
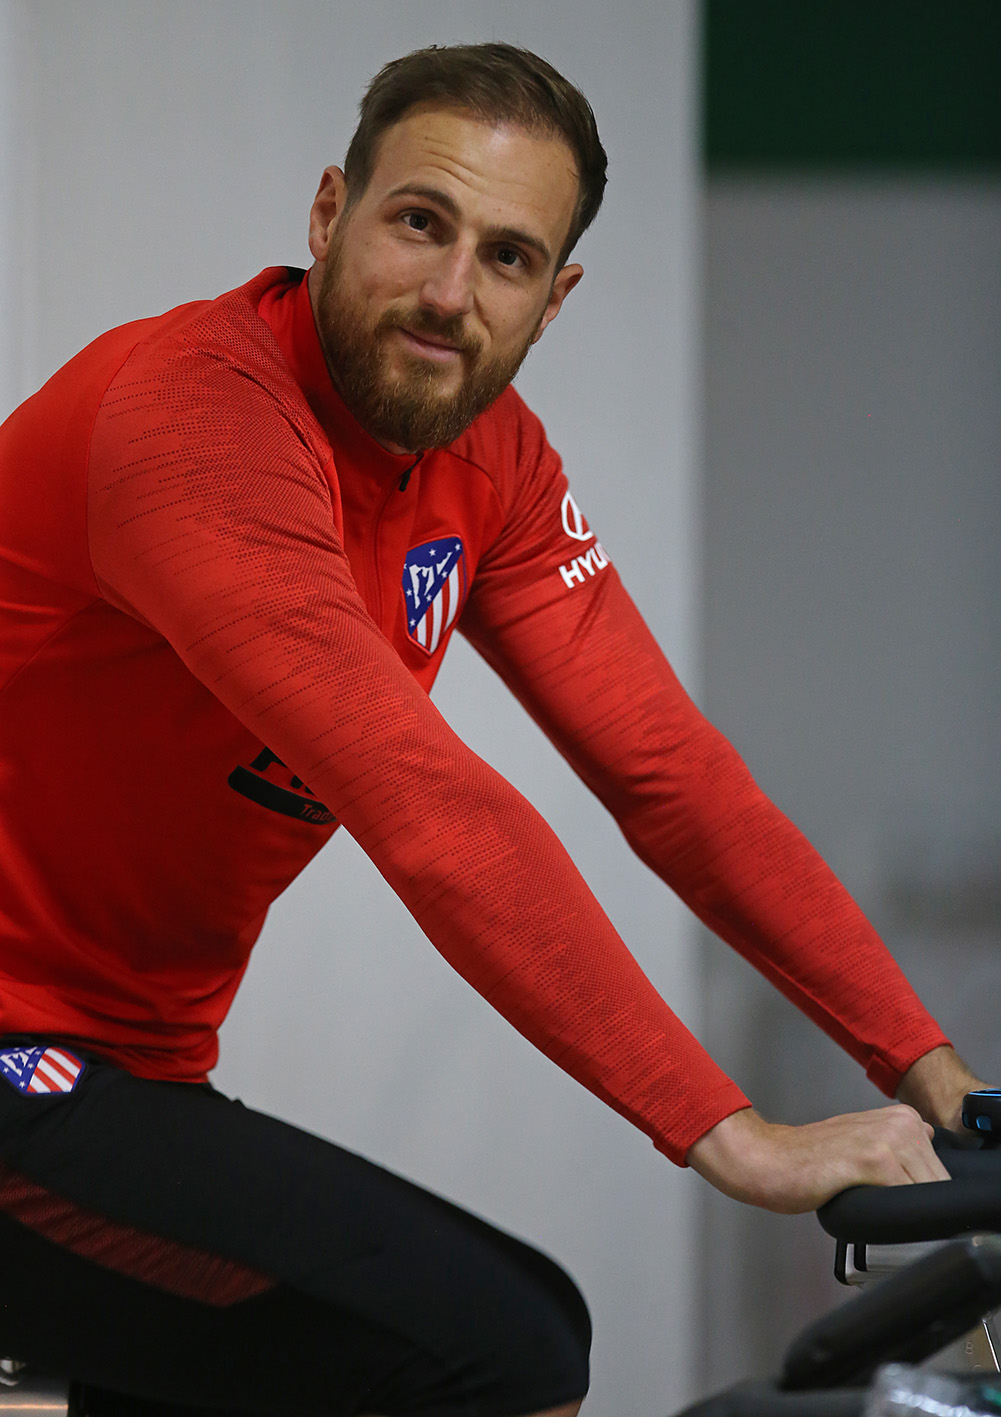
[[0, 1042, 590, 1417]]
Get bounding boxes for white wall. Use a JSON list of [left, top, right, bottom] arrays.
[[1, 3, 706, 1411], [0, 0, 28, 420], [699, 176, 1001, 1387]]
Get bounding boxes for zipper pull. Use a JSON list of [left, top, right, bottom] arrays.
[[399, 456, 421, 492]]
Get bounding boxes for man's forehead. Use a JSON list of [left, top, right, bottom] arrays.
[[373, 100, 577, 163]]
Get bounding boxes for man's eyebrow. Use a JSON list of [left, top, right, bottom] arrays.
[[385, 183, 553, 266]]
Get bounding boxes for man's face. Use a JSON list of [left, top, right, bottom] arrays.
[[307, 105, 583, 452]]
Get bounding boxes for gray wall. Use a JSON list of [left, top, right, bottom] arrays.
[[699, 176, 1001, 1386], [0, 3, 706, 1410]]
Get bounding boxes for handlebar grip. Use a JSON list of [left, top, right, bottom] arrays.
[[818, 1176, 1001, 1243], [817, 1131, 1001, 1243]]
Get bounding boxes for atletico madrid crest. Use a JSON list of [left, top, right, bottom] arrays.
[[0, 1045, 85, 1096], [402, 537, 466, 655]]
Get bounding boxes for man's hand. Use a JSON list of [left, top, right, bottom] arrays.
[[895, 1045, 985, 1133], [686, 1103, 950, 1213]]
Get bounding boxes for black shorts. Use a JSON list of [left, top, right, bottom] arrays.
[[0, 1040, 590, 1416]]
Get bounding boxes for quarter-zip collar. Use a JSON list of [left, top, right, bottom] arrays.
[[259, 267, 418, 486]]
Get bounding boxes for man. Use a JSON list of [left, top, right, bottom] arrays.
[[0, 40, 982, 1417]]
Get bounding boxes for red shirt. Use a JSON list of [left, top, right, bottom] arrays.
[[0, 268, 947, 1164]]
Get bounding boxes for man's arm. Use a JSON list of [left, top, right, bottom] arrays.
[[459, 402, 959, 1203]]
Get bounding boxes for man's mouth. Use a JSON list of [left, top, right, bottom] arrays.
[[396, 327, 465, 363]]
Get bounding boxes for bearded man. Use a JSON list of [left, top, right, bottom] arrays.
[[0, 40, 981, 1417]]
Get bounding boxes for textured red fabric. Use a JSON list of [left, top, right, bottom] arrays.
[[0, 1160, 274, 1305], [0, 268, 948, 1165]]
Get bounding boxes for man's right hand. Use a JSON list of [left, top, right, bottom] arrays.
[[686, 1103, 950, 1214]]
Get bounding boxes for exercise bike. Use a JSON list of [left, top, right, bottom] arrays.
[[685, 1090, 1001, 1416]]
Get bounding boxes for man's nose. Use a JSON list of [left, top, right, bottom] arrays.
[[419, 243, 476, 318]]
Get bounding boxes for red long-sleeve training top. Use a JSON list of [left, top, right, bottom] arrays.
[[0, 267, 948, 1163]]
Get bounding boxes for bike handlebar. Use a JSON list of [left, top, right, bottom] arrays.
[[818, 1131, 1001, 1244]]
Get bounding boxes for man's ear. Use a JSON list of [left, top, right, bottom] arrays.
[[308, 167, 349, 263], [531, 264, 584, 345]]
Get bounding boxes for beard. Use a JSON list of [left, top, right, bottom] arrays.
[[314, 236, 539, 451]]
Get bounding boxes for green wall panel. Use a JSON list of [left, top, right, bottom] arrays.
[[705, 0, 1001, 170]]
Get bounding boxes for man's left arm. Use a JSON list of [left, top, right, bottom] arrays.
[[460, 414, 963, 1124]]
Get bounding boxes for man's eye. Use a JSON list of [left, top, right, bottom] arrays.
[[403, 212, 430, 232], [496, 247, 524, 269]]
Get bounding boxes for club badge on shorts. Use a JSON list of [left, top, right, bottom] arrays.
[[402, 537, 466, 655], [0, 1045, 85, 1095]]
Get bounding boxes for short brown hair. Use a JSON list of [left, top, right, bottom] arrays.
[[343, 42, 608, 265]]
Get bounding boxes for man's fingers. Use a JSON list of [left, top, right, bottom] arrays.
[[852, 1106, 947, 1187], [902, 1154, 951, 1184], [895, 1117, 950, 1184]]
